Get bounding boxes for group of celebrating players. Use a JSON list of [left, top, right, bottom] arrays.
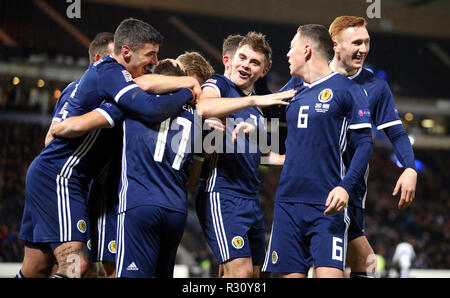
[[15, 15, 417, 278]]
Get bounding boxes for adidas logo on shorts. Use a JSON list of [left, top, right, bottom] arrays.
[[126, 262, 139, 271]]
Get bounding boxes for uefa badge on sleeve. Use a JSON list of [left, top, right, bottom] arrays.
[[122, 70, 133, 82]]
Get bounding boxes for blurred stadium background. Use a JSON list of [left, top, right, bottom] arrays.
[[0, 0, 449, 278]]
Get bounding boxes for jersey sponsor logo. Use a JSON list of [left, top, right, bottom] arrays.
[[315, 102, 330, 113], [108, 240, 116, 254], [205, 78, 217, 84], [122, 70, 133, 82], [318, 88, 333, 103], [77, 220, 87, 233], [231, 236, 244, 249], [271, 251, 278, 264]]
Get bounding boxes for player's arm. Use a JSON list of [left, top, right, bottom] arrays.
[[117, 87, 198, 124], [102, 66, 199, 125], [375, 80, 417, 209], [134, 74, 201, 95], [51, 103, 122, 139], [325, 127, 373, 215], [384, 124, 417, 209], [230, 118, 284, 166], [196, 86, 295, 119], [51, 110, 111, 138]]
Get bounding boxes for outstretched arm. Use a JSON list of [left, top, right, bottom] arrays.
[[134, 74, 201, 96], [196, 87, 295, 119]]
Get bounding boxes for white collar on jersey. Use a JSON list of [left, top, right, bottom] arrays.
[[348, 67, 363, 80], [303, 72, 338, 88]]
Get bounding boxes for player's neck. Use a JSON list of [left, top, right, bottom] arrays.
[[302, 60, 332, 84], [329, 58, 359, 77], [240, 85, 254, 95], [113, 54, 126, 68]]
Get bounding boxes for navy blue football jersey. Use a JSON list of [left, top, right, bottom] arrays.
[[279, 76, 305, 92], [346, 68, 403, 208], [51, 79, 79, 123], [201, 74, 265, 200], [119, 103, 203, 214], [275, 72, 372, 205], [38, 55, 193, 181], [37, 56, 133, 181]]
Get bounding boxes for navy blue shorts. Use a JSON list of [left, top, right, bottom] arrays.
[[116, 205, 186, 278], [263, 202, 350, 274], [88, 181, 118, 263], [197, 192, 265, 266], [19, 159, 90, 248], [347, 203, 365, 242]]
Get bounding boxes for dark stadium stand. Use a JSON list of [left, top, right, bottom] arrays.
[[1, 0, 449, 97], [0, 0, 449, 276]]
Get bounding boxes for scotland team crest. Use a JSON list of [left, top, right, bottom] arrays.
[[231, 236, 244, 249], [77, 219, 87, 233], [108, 240, 116, 254], [318, 88, 333, 103], [271, 251, 278, 264]]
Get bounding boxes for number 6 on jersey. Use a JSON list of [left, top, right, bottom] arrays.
[[297, 105, 309, 128]]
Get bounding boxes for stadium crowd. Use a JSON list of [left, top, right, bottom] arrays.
[[0, 119, 448, 271]]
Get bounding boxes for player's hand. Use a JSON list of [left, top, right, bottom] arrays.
[[186, 78, 202, 104], [232, 122, 256, 142], [166, 58, 185, 72], [192, 84, 202, 100], [205, 118, 225, 132], [392, 167, 417, 209], [253, 89, 296, 107], [184, 77, 201, 104], [324, 186, 349, 215]]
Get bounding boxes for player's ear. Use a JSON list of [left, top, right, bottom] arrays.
[[94, 53, 102, 62], [261, 59, 272, 77], [304, 44, 312, 60], [222, 55, 230, 67], [333, 39, 339, 52], [121, 45, 132, 61]]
